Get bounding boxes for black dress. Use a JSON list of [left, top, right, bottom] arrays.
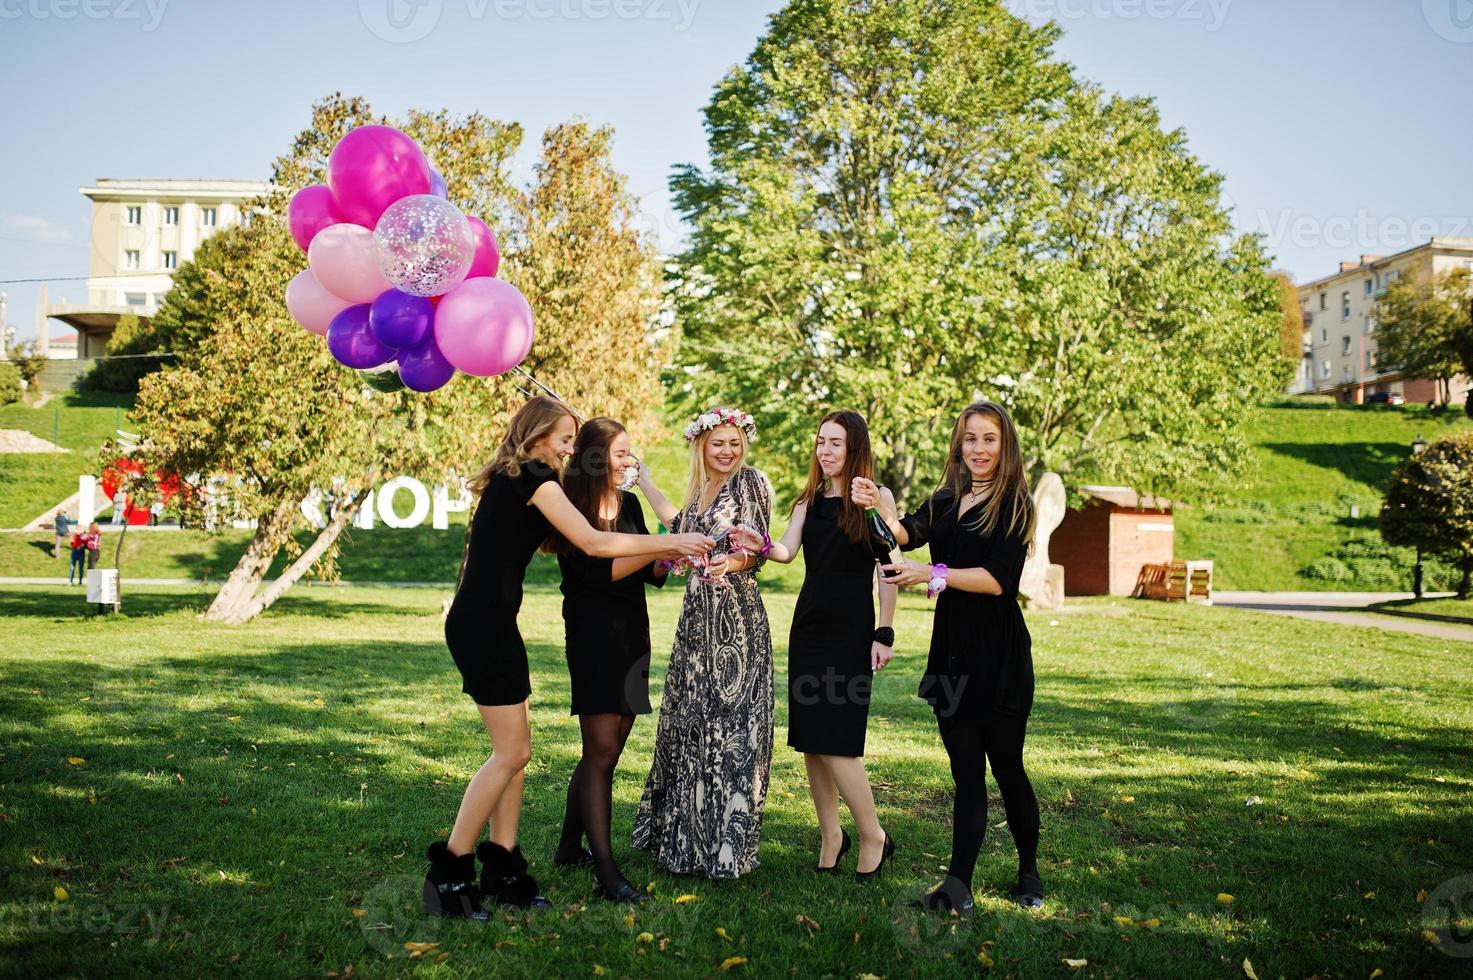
[[558, 491, 665, 716], [900, 489, 1033, 723], [443, 460, 559, 707], [787, 494, 877, 757]]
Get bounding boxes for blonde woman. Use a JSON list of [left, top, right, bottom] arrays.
[[426, 397, 712, 920], [631, 407, 776, 878]]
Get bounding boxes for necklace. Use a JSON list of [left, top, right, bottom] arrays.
[[967, 478, 993, 503]]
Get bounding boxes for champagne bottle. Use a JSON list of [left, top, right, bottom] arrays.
[[867, 507, 904, 565]]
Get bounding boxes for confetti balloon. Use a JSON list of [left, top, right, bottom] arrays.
[[372, 194, 475, 298]]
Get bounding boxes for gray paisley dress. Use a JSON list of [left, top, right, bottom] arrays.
[[631, 466, 775, 878]]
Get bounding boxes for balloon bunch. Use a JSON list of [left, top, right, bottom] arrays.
[[283, 125, 534, 393]]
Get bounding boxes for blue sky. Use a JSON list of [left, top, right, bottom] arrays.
[[2, 0, 1470, 342]]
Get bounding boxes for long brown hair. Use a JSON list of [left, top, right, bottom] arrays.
[[940, 401, 1035, 545], [548, 417, 626, 555], [468, 396, 574, 497], [794, 410, 873, 545]]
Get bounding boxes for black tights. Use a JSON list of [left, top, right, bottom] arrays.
[[938, 711, 1040, 889], [557, 713, 636, 893]]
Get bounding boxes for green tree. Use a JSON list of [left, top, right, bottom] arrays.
[[668, 0, 1288, 505], [1380, 432, 1473, 598], [0, 361, 21, 405], [115, 95, 663, 624], [1374, 267, 1473, 416], [4, 339, 47, 390], [82, 312, 165, 392]]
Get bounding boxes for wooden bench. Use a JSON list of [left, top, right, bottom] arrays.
[[1134, 560, 1213, 605]]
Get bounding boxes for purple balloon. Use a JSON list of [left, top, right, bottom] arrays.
[[326, 304, 394, 370], [429, 168, 448, 199], [369, 289, 433, 349], [397, 336, 456, 392]]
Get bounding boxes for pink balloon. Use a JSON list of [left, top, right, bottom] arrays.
[[326, 125, 432, 229], [433, 277, 535, 377], [308, 224, 392, 304], [466, 217, 502, 279], [286, 185, 345, 253], [285, 268, 353, 336]]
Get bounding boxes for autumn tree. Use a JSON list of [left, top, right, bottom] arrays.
[[668, 0, 1288, 505], [1381, 431, 1473, 598], [1374, 267, 1473, 415], [1271, 272, 1307, 368]]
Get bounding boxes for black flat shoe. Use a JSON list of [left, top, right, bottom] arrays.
[[553, 845, 595, 867], [854, 833, 895, 881], [816, 829, 851, 873], [593, 877, 651, 903], [906, 878, 974, 916], [1013, 870, 1045, 909]]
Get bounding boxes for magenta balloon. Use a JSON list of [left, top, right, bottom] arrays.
[[285, 268, 353, 336], [308, 223, 392, 304], [397, 335, 457, 392], [466, 217, 502, 279], [327, 305, 395, 370], [326, 125, 433, 228], [286, 185, 345, 253], [433, 277, 535, 377]]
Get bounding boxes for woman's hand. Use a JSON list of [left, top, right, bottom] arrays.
[[729, 524, 765, 554], [850, 477, 880, 508], [664, 533, 716, 559], [702, 552, 730, 581], [880, 559, 931, 589], [871, 642, 894, 671]]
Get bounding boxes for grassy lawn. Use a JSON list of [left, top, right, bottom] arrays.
[[1175, 400, 1472, 591], [1368, 597, 1473, 625], [2, 582, 1470, 977], [0, 392, 135, 529]]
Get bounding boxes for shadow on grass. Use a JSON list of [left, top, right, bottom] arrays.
[[1260, 441, 1414, 490]]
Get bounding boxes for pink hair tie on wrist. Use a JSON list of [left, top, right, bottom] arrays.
[[759, 531, 773, 558], [928, 563, 949, 599]]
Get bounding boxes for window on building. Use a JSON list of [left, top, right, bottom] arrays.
[[163, 207, 179, 226], [1341, 292, 1351, 319], [1320, 328, 1327, 343], [200, 207, 217, 227], [1364, 279, 1373, 295], [125, 292, 147, 306], [1343, 365, 1353, 382], [125, 206, 141, 225], [163, 251, 177, 270], [1367, 350, 1377, 373], [1341, 335, 1352, 356], [240, 209, 255, 227], [1320, 360, 1331, 379], [124, 250, 140, 270], [1319, 293, 1327, 311], [1366, 314, 1375, 334]]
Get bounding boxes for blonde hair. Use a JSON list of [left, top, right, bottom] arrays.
[[683, 408, 750, 510], [468, 396, 575, 497]]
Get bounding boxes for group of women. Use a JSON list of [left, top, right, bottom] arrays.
[[424, 396, 1044, 921]]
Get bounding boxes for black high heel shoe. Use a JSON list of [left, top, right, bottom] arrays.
[[1013, 870, 1045, 908], [854, 833, 895, 881], [816, 829, 851, 874], [907, 877, 975, 916], [593, 876, 651, 903], [553, 845, 595, 867]]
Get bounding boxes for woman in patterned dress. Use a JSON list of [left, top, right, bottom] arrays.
[[630, 407, 776, 878]]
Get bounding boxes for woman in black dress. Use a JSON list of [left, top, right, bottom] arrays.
[[549, 418, 666, 903], [852, 400, 1042, 914], [426, 397, 712, 920], [734, 411, 898, 879]]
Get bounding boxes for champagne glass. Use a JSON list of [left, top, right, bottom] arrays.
[[698, 517, 735, 586]]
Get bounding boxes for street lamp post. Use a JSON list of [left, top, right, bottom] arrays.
[[1411, 434, 1427, 598]]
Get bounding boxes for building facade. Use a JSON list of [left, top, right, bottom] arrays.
[[1294, 237, 1473, 404], [38, 178, 271, 359]]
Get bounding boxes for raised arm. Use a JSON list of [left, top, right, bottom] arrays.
[[531, 482, 711, 559], [732, 502, 806, 564], [635, 466, 680, 528], [851, 479, 910, 547]]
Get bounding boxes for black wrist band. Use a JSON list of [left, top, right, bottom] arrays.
[[873, 627, 895, 646]]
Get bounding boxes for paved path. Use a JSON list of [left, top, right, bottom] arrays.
[[0, 577, 451, 589], [1214, 591, 1473, 644]]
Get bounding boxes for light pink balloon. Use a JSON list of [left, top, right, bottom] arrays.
[[308, 223, 392, 304], [466, 217, 501, 279], [326, 125, 432, 229], [433, 277, 535, 377], [286, 185, 345, 253], [285, 268, 353, 336]]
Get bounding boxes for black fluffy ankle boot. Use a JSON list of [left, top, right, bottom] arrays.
[[477, 841, 552, 910], [422, 842, 490, 920]]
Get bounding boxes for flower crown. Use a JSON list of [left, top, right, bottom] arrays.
[[684, 407, 757, 445]]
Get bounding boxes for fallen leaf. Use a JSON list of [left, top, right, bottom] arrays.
[[593, 966, 605, 976], [1120, 795, 1134, 803], [1422, 930, 1442, 944], [719, 956, 747, 971], [67, 757, 85, 766], [623, 913, 635, 929], [1063, 959, 1087, 969], [977, 950, 994, 968], [435, 953, 448, 963], [1140, 918, 1161, 929], [1217, 893, 1234, 905], [1363, 891, 1375, 900], [674, 894, 699, 904], [313, 698, 325, 706], [636, 932, 653, 944], [403, 942, 438, 953], [795, 914, 820, 933], [1416, 889, 1428, 903], [1245, 796, 1263, 806], [715, 927, 733, 942], [351, 908, 366, 917], [1243, 958, 1259, 980], [1113, 915, 1134, 928], [1369, 970, 1383, 979], [54, 886, 69, 901]]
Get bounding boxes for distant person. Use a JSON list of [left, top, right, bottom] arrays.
[[52, 510, 73, 558], [84, 523, 102, 571], [111, 492, 126, 526], [68, 532, 86, 585]]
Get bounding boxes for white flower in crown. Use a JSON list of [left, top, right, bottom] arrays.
[[684, 407, 758, 444]]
